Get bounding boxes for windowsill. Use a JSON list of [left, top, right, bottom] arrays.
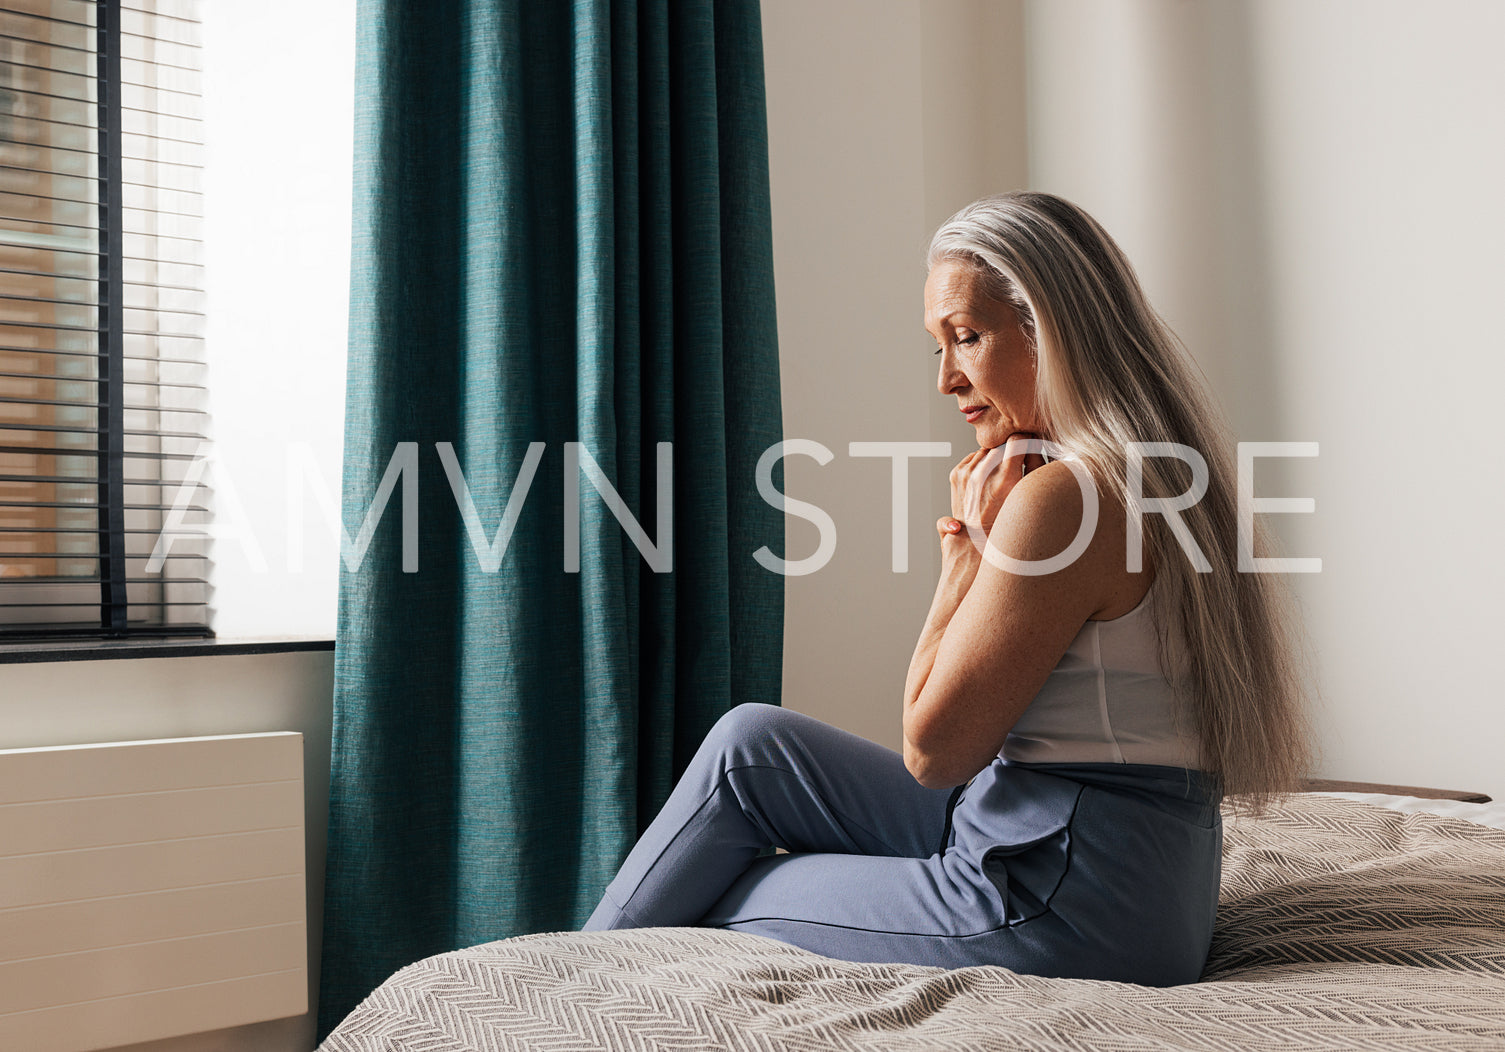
[[0, 637, 336, 665]]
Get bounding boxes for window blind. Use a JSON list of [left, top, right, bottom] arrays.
[[0, 0, 210, 639]]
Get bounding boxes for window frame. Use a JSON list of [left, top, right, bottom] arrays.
[[0, 0, 213, 642]]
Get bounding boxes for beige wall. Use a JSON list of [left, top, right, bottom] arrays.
[[765, 0, 1505, 797]]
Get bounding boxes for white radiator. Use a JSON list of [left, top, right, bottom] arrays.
[[0, 732, 308, 1052]]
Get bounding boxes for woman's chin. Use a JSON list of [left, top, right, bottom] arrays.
[[978, 424, 1041, 449], [973, 423, 1009, 449]]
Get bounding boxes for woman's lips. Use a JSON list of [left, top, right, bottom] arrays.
[[962, 405, 987, 423]]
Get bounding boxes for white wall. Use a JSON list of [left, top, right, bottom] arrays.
[[766, 0, 1504, 797], [1236, 0, 1505, 797], [1027, 0, 1505, 797], [0, 651, 334, 1052], [761, 0, 928, 748], [761, 0, 1028, 750]]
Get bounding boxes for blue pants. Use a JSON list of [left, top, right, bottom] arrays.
[[584, 703, 1221, 986]]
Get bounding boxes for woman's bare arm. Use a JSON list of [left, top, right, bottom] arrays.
[[902, 460, 1116, 788]]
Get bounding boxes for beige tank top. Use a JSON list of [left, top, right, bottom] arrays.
[[1000, 577, 1202, 768]]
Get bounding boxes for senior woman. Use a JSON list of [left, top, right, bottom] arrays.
[[583, 191, 1310, 986]]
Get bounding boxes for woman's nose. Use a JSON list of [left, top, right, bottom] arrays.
[[937, 352, 965, 395]]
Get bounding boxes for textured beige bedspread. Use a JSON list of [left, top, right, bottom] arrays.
[[322, 794, 1505, 1051]]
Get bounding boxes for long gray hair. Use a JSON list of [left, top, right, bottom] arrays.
[[928, 191, 1312, 810]]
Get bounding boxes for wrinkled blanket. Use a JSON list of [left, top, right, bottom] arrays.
[[322, 794, 1505, 1051]]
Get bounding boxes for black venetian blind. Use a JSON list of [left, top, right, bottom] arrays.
[[0, 0, 210, 639]]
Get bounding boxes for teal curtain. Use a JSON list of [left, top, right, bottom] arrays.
[[317, 0, 783, 1037]]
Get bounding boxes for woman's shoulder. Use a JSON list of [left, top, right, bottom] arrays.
[[994, 460, 1153, 621], [990, 459, 1092, 560]]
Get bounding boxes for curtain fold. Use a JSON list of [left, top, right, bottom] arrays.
[[318, 0, 782, 1036]]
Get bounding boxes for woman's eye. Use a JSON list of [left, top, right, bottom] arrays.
[[932, 334, 980, 356], [933, 334, 980, 355]]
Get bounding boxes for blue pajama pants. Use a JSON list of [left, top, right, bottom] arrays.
[[583, 703, 1222, 986]]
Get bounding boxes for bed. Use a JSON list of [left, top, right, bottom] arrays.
[[320, 790, 1505, 1051]]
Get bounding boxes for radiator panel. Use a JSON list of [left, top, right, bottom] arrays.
[[0, 827, 305, 908], [1, 875, 305, 961], [1, 780, 304, 856], [0, 972, 308, 1052], [0, 732, 307, 1052]]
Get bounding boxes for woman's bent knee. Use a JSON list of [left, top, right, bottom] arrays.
[[699, 704, 809, 769], [707, 702, 790, 745]]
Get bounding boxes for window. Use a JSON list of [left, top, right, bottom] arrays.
[[0, 0, 209, 639]]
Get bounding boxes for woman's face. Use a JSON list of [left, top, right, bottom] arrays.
[[924, 259, 1043, 449]]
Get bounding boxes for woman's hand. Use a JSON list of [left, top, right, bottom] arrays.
[[939, 432, 1047, 541]]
